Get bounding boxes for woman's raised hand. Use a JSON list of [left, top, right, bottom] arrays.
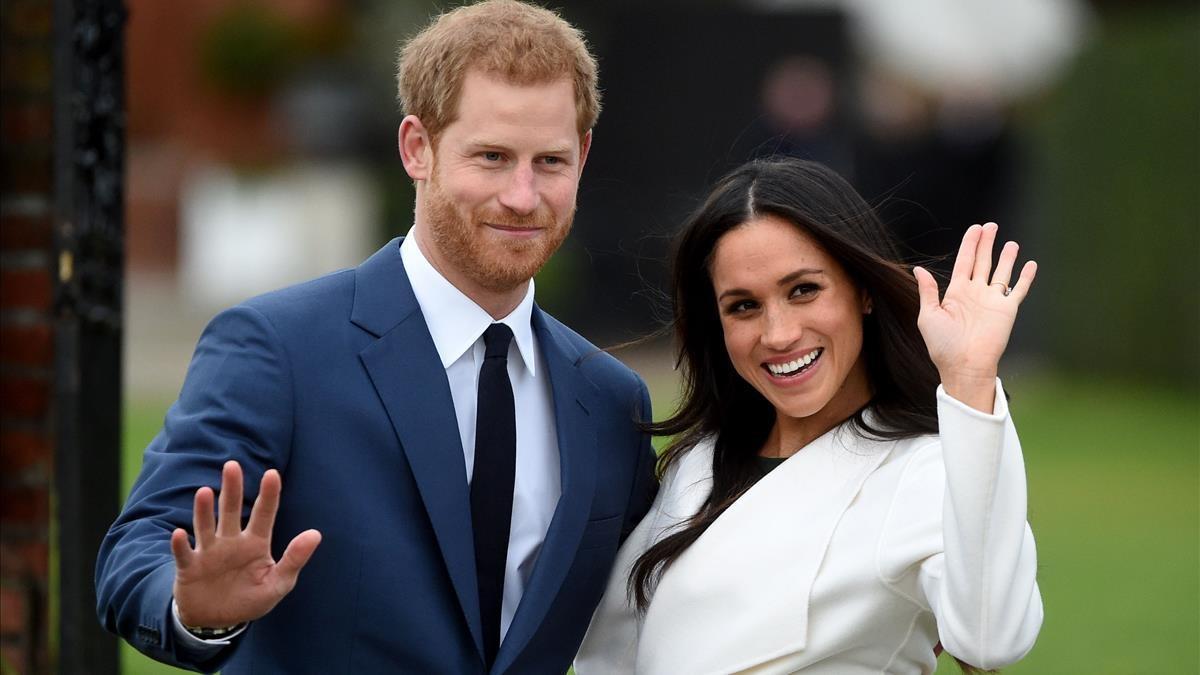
[[913, 222, 1036, 412]]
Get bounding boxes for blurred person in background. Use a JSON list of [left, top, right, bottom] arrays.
[[95, 1, 656, 672], [742, 55, 853, 175], [577, 158, 1042, 674]]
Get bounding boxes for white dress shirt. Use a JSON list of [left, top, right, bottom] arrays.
[[173, 231, 561, 652]]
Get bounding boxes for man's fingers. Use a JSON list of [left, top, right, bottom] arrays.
[[1009, 260, 1038, 303], [247, 469, 281, 539], [217, 460, 244, 537], [170, 528, 194, 570], [193, 486, 215, 549], [276, 530, 322, 585], [913, 266, 940, 315], [949, 224, 981, 286], [972, 222, 998, 282]]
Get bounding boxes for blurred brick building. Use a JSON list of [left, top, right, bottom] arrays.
[[2, 0, 59, 671]]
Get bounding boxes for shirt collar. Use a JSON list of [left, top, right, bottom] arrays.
[[400, 230, 538, 376]]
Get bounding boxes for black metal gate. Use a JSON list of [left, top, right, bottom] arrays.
[[54, 0, 124, 672]]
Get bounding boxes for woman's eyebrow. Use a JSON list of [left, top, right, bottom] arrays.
[[776, 268, 824, 286]]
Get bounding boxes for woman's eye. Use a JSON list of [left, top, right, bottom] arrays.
[[791, 283, 819, 298], [726, 300, 757, 315]]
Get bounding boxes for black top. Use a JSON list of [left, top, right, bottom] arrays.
[[755, 454, 789, 478]]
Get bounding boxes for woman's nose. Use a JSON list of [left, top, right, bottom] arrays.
[[760, 306, 801, 351]]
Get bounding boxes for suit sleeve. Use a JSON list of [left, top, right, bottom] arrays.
[[94, 304, 295, 672], [621, 379, 659, 542], [884, 378, 1043, 669]]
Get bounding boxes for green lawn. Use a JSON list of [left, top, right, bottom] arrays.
[[118, 372, 1199, 674]]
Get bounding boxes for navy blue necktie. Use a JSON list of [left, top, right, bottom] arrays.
[[471, 323, 516, 668]]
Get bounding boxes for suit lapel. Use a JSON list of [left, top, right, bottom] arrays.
[[492, 308, 598, 674], [351, 238, 484, 660]]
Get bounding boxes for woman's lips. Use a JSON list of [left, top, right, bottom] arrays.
[[762, 347, 824, 385]]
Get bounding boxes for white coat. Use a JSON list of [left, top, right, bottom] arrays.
[[576, 380, 1043, 674]]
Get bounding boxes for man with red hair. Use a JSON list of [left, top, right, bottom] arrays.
[[97, 2, 657, 672]]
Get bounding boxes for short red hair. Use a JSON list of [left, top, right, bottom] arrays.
[[396, 0, 600, 139]]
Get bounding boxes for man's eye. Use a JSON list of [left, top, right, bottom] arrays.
[[483, 151, 502, 162], [542, 156, 561, 165]]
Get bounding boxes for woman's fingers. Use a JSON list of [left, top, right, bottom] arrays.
[[913, 266, 941, 314], [990, 240, 1019, 290], [949, 224, 982, 286], [972, 222, 998, 282], [217, 460, 244, 537], [1008, 260, 1038, 303]]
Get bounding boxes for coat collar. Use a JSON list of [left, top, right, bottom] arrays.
[[398, 232, 539, 376], [637, 425, 895, 675], [350, 237, 418, 337]]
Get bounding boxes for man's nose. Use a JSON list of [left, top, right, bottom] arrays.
[[760, 306, 801, 351], [498, 164, 540, 216]]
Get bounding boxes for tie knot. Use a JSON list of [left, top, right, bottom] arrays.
[[482, 323, 514, 360]]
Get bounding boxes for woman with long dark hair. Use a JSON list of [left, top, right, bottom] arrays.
[[576, 158, 1042, 674]]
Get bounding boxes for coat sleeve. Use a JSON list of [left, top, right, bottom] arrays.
[[889, 378, 1043, 669], [620, 381, 659, 542], [94, 304, 296, 672]]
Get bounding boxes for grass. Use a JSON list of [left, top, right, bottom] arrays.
[[992, 374, 1198, 674], [118, 371, 1198, 674]]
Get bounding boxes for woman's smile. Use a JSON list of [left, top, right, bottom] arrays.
[[762, 347, 824, 383]]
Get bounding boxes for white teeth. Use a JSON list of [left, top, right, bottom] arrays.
[[766, 348, 822, 376]]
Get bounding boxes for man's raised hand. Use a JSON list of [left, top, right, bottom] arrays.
[[170, 461, 322, 628]]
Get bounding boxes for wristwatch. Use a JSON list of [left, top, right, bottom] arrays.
[[172, 598, 246, 640], [182, 622, 246, 639]]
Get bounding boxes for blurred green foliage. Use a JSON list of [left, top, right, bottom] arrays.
[[1024, 4, 1200, 386], [197, 0, 356, 101], [198, 3, 297, 99]]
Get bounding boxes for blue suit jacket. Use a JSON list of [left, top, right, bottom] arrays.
[[96, 238, 658, 673]]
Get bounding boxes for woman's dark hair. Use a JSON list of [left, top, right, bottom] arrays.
[[630, 157, 944, 613]]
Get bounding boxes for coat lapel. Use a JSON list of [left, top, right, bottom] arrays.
[[638, 425, 895, 675], [492, 308, 598, 674], [351, 238, 484, 660]]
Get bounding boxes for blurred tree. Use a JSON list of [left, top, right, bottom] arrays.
[[199, 2, 297, 100], [1024, 4, 1199, 386]]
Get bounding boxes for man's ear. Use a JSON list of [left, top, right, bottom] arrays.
[[578, 129, 593, 174], [399, 115, 433, 181]]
